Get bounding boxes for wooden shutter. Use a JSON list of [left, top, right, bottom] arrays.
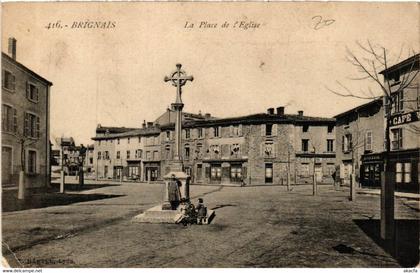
[[205, 166, 211, 178], [209, 127, 214, 138], [11, 75, 16, 90], [36, 116, 40, 138], [222, 166, 230, 178], [242, 166, 247, 179], [35, 87, 39, 101], [272, 124, 278, 136], [1, 70, 5, 87], [26, 82, 30, 99], [342, 136, 345, 151], [239, 124, 243, 136], [229, 125, 233, 136], [13, 108, 17, 133], [24, 112, 29, 136], [261, 124, 266, 136]]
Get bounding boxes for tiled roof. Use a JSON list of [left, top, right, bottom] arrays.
[[2, 52, 53, 86], [333, 98, 383, 119]]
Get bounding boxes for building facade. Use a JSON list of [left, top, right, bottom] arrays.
[[92, 107, 336, 185], [335, 99, 385, 186], [335, 54, 419, 192], [2, 38, 53, 189]]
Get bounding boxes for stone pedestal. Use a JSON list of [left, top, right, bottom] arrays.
[[162, 171, 190, 210]]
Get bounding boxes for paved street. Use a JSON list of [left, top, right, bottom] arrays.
[[2, 181, 419, 268]]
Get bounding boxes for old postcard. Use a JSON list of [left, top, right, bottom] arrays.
[[1, 1, 419, 270]]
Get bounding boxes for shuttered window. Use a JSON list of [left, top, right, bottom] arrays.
[[24, 112, 40, 138], [26, 82, 39, 102], [2, 70, 16, 90], [2, 104, 17, 133]]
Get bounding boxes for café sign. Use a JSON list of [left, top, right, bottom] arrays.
[[389, 110, 419, 126]]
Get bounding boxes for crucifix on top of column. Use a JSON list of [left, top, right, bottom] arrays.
[[164, 64, 194, 162]]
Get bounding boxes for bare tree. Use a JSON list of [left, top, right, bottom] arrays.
[[327, 40, 419, 240]]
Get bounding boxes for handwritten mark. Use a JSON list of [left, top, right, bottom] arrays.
[[312, 16, 335, 30]]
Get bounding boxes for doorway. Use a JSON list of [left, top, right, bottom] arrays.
[[265, 163, 273, 183], [2, 146, 13, 186]]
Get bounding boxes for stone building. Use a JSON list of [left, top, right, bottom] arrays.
[[92, 107, 336, 185], [334, 99, 385, 186], [2, 38, 53, 189], [161, 107, 335, 185], [334, 54, 419, 192]]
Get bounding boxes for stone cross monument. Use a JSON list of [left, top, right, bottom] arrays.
[[162, 63, 194, 210]]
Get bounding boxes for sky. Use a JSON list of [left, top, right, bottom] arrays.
[[2, 2, 419, 145]]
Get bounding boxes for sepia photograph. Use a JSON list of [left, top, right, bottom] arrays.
[[1, 1, 419, 269]]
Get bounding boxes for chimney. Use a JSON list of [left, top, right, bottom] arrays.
[[142, 120, 146, 128], [276, 106, 285, 115], [8, 37, 17, 60], [267, 108, 275, 115], [147, 122, 153, 128], [298, 110, 304, 117], [204, 113, 211, 119]]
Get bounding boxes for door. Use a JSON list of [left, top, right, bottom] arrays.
[[2, 146, 13, 186], [210, 164, 222, 183], [314, 164, 323, 183], [265, 163, 273, 183], [230, 164, 243, 182]]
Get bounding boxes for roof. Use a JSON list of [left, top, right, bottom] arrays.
[[92, 126, 160, 141], [96, 126, 140, 134], [333, 98, 383, 119], [379, 53, 420, 76], [161, 112, 335, 129], [2, 52, 53, 86]]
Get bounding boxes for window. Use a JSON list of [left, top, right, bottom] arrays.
[[214, 126, 220, 137], [266, 124, 273, 136], [117, 138, 120, 144], [104, 151, 109, 159], [327, 125, 334, 133], [89, 158, 93, 164], [24, 112, 40, 138], [392, 91, 404, 114], [98, 140, 101, 146], [198, 128, 203, 138], [126, 150, 131, 159], [396, 162, 411, 183], [116, 151, 120, 159], [153, 151, 158, 160], [327, 139, 334, 152], [97, 151, 102, 159], [127, 137, 130, 144], [391, 128, 403, 150], [302, 125, 309, 133], [146, 151, 151, 160], [138, 136, 141, 143], [2, 104, 17, 133], [3, 70, 16, 90], [166, 131, 170, 141], [365, 131, 373, 151], [302, 139, 309, 152], [185, 146, 190, 159], [342, 134, 352, 153], [165, 145, 171, 159], [301, 163, 310, 177], [264, 142, 274, 157], [27, 150, 37, 174], [185, 129, 190, 139], [26, 82, 39, 102], [232, 125, 240, 136], [230, 165, 243, 182], [231, 144, 240, 157]]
